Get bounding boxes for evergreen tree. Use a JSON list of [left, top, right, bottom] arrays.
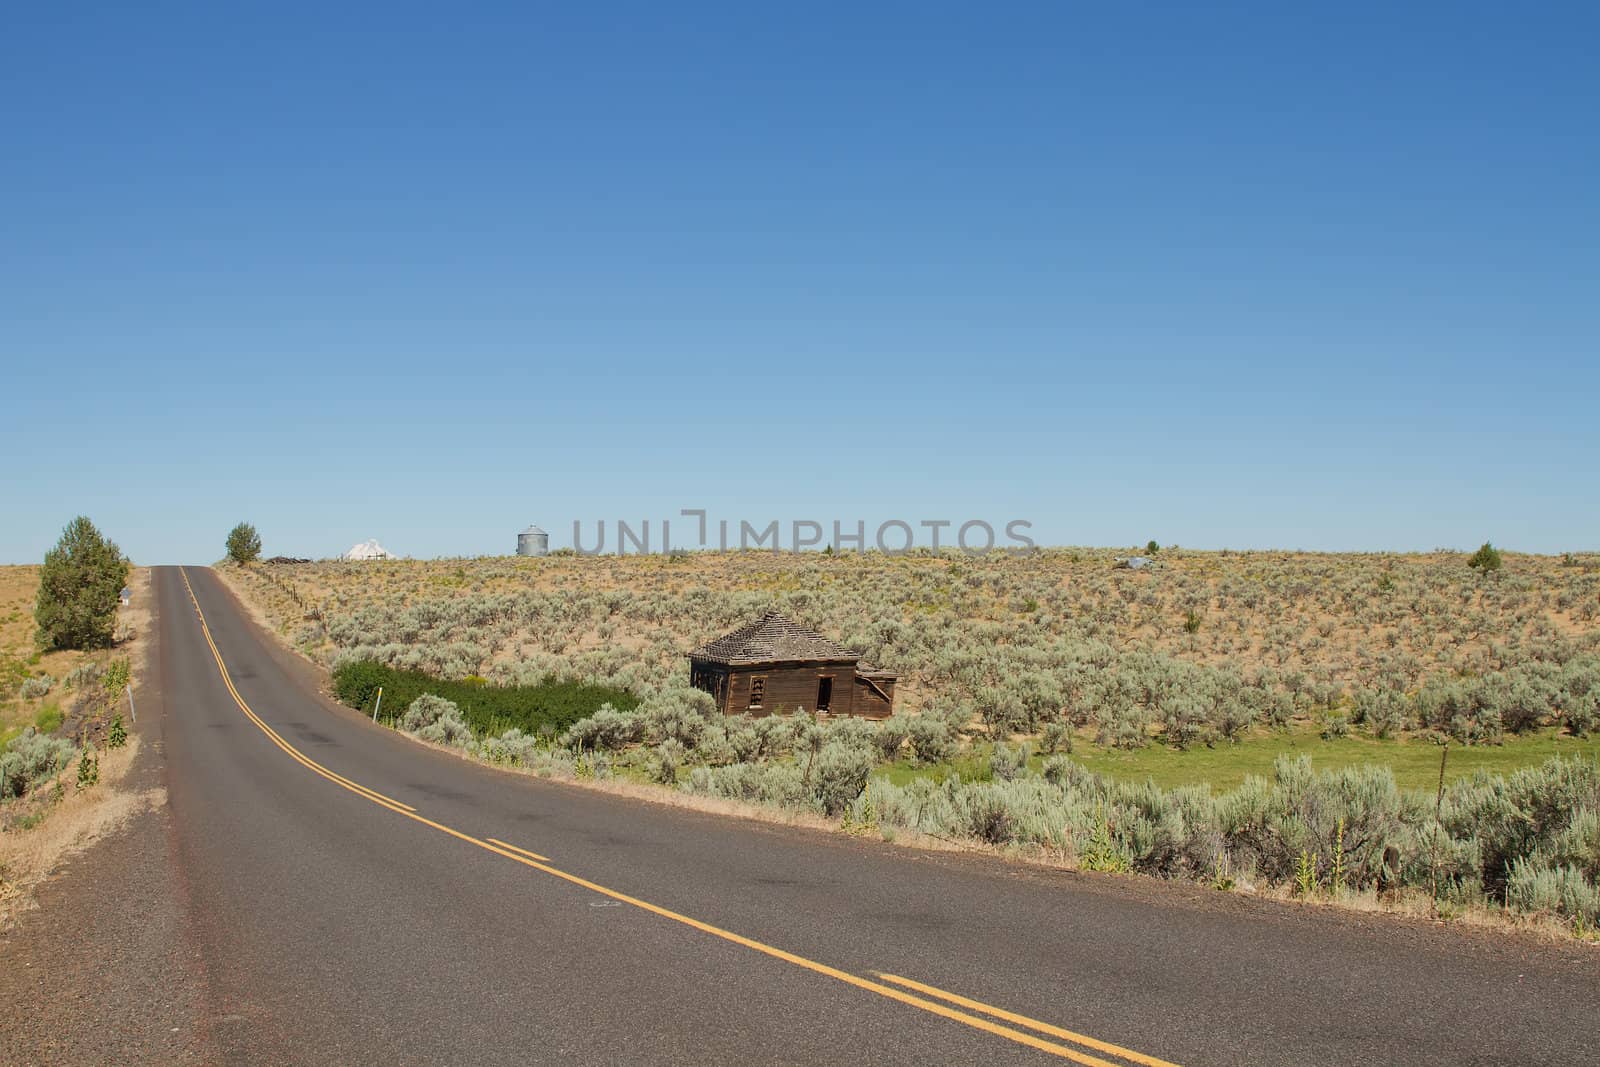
[[35, 517, 129, 650], [1468, 541, 1503, 574], [226, 522, 263, 564]]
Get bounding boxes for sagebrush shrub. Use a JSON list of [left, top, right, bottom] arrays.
[[810, 742, 873, 815], [907, 716, 955, 764], [560, 704, 643, 751], [641, 688, 714, 748], [651, 738, 685, 784], [687, 761, 806, 807], [989, 742, 1028, 782], [401, 693, 457, 732], [873, 715, 912, 761], [1506, 859, 1600, 924], [19, 675, 53, 699], [402, 694, 474, 746], [0, 728, 76, 797], [63, 662, 103, 690], [1039, 721, 1071, 755]]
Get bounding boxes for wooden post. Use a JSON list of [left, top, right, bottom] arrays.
[[1435, 744, 1449, 816]]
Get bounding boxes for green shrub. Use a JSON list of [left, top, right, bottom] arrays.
[[63, 662, 103, 690], [1506, 859, 1600, 925], [907, 716, 955, 764], [640, 688, 714, 748], [1468, 542, 1503, 573], [107, 714, 128, 749], [686, 761, 805, 807], [560, 705, 644, 751], [873, 715, 912, 761], [77, 748, 99, 788], [35, 517, 129, 651], [400, 694, 473, 747], [810, 742, 873, 815], [332, 660, 635, 739], [1041, 754, 1092, 790], [102, 658, 130, 696], [0, 728, 76, 798], [989, 742, 1028, 782], [651, 738, 685, 784], [226, 522, 262, 564], [1566, 694, 1599, 737]]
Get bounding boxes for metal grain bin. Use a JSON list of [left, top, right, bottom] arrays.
[[517, 525, 549, 557]]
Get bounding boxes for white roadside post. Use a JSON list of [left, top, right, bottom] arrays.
[[126, 683, 137, 723], [371, 686, 384, 722]]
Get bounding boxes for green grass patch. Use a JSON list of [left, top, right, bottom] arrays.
[[876, 747, 998, 787], [873, 727, 1600, 793], [1059, 726, 1600, 792], [33, 703, 63, 735], [332, 660, 637, 739]]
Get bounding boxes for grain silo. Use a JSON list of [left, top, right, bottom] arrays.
[[517, 524, 549, 557]]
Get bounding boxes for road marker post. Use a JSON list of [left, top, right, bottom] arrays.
[[126, 684, 137, 723], [372, 686, 383, 722]]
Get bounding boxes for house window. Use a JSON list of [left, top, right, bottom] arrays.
[[748, 677, 765, 709], [817, 676, 833, 713]]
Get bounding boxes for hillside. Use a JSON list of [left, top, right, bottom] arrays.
[[220, 548, 1600, 774]]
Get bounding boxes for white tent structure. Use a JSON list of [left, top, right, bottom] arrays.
[[344, 539, 392, 561]]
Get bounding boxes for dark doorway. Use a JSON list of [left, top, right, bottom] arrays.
[[817, 676, 833, 713]]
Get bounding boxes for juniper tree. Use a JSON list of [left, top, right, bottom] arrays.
[[226, 522, 262, 564], [35, 517, 129, 651]]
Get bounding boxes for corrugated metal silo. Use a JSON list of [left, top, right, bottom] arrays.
[[517, 525, 549, 557]]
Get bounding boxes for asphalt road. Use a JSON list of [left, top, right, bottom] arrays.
[[13, 564, 1598, 1065]]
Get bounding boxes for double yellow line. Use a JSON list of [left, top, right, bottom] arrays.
[[177, 567, 1177, 1067]]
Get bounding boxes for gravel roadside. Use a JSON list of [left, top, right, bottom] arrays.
[[0, 577, 213, 1065]]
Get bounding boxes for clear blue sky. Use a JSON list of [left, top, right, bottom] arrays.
[[3, 3, 1595, 563]]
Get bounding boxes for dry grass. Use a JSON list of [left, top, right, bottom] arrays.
[[0, 566, 150, 743], [0, 736, 164, 927], [221, 549, 1600, 691], [0, 566, 156, 924]]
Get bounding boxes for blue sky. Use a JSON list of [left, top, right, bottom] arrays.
[[3, 3, 1596, 562]]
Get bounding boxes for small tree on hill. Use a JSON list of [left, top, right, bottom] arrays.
[[35, 517, 130, 651], [226, 522, 262, 564], [1146, 540, 1161, 554], [1468, 541, 1503, 574]]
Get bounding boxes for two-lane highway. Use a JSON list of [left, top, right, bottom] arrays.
[[124, 566, 1600, 1063]]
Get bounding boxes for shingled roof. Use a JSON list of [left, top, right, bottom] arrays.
[[690, 611, 859, 667]]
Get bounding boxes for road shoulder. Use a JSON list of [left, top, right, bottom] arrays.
[[0, 571, 211, 1065]]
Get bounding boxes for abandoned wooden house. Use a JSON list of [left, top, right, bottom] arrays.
[[688, 611, 896, 719]]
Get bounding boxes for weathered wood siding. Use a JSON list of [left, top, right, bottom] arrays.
[[692, 656, 895, 718], [853, 675, 895, 719], [722, 663, 856, 717]]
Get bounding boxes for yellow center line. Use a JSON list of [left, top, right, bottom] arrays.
[[876, 974, 1181, 1067], [175, 567, 1179, 1067], [485, 837, 552, 862], [179, 573, 415, 813]]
